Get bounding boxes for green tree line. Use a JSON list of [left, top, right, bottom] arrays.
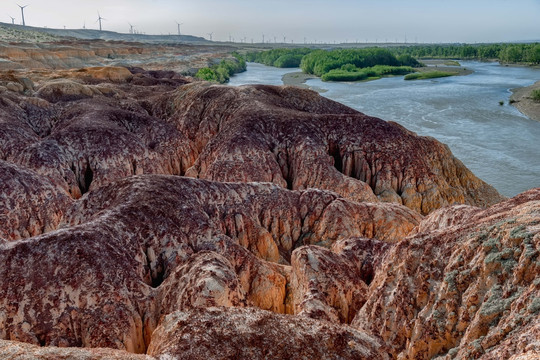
[[391, 43, 540, 64], [244, 48, 313, 68], [195, 53, 247, 83]]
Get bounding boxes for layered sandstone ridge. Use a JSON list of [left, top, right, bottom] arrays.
[[1, 64, 536, 359], [0, 38, 234, 74]]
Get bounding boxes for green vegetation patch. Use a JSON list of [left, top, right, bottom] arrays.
[[389, 43, 540, 64], [242, 47, 423, 82], [300, 48, 419, 77], [321, 65, 413, 82], [444, 60, 461, 66], [531, 89, 540, 102], [404, 71, 457, 80], [244, 48, 312, 68], [195, 53, 246, 83]]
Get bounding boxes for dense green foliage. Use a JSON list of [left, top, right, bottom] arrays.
[[241, 42, 540, 83], [243, 47, 420, 82], [244, 48, 312, 68], [195, 53, 246, 83], [321, 65, 413, 82], [404, 71, 456, 80], [300, 48, 413, 76], [391, 43, 540, 64], [532, 89, 540, 102]]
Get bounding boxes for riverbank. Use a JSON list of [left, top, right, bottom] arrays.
[[281, 71, 329, 92], [417, 59, 474, 76], [511, 80, 540, 121]]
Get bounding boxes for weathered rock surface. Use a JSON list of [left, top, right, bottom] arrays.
[[0, 38, 236, 74], [353, 188, 540, 360], [0, 175, 420, 353], [147, 307, 389, 360], [2, 66, 503, 218], [165, 83, 504, 214], [0, 160, 71, 240], [291, 238, 390, 324], [0, 339, 153, 360], [2, 60, 535, 360]]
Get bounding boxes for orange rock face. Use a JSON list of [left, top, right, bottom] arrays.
[[353, 189, 540, 359], [1, 63, 536, 360]]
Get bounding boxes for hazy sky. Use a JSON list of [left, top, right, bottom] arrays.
[[1, 0, 539, 43]]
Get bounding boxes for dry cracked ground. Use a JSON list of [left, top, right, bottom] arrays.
[[1, 54, 539, 360]]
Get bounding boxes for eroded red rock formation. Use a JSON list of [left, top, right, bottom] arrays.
[[165, 83, 504, 214], [1, 63, 536, 360], [353, 188, 540, 359], [147, 307, 389, 360], [0, 175, 420, 353]]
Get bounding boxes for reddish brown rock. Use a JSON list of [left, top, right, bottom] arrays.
[[2, 68, 502, 216], [0, 175, 419, 353], [291, 238, 391, 324], [146, 307, 389, 360], [0, 339, 153, 360], [165, 83, 504, 214], [352, 188, 540, 360], [1, 70, 192, 200], [0, 160, 71, 240], [1, 58, 528, 360]]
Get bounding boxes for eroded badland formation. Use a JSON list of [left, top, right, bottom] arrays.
[[0, 30, 539, 360]]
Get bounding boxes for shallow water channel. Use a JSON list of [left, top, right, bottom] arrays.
[[229, 62, 540, 197]]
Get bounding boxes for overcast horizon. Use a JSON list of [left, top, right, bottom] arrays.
[[1, 0, 539, 44]]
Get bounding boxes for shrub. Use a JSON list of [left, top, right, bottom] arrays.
[[404, 71, 456, 80], [195, 55, 246, 83], [531, 89, 540, 102], [321, 65, 413, 82]]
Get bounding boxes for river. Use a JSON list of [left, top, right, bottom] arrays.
[[229, 62, 540, 197]]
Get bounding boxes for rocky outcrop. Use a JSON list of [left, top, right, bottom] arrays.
[[352, 188, 540, 359], [2, 61, 534, 360], [147, 307, 389, 360], [164, 83, 504, 214], [291, 238, 390, 324], [0, 160, 71, 240], [0, 339, 153, 360], [1, 67, 503, 215], [0, 175, 420, 353], [0, 38, 237, 74]]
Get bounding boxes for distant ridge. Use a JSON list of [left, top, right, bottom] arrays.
[[0, 22, 208, 44]]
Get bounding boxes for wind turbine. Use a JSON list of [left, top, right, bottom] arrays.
[[8, 15, 15, 24], [128, 23, 135, 34], [17, 4, 28, 26], [175, 21, 183, 36], [262, 33, 265, 43], [96, 12, 105, 31], [206, 32, 213, 41]]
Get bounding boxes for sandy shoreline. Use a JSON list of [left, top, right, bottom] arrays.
[[282, 71, 328, 92], [416, 59, 473, 76], [510, 80, 540, 121]]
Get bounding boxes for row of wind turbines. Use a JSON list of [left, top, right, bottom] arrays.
[[7, 4, 27, 26], [5, 4, 186, 36]]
